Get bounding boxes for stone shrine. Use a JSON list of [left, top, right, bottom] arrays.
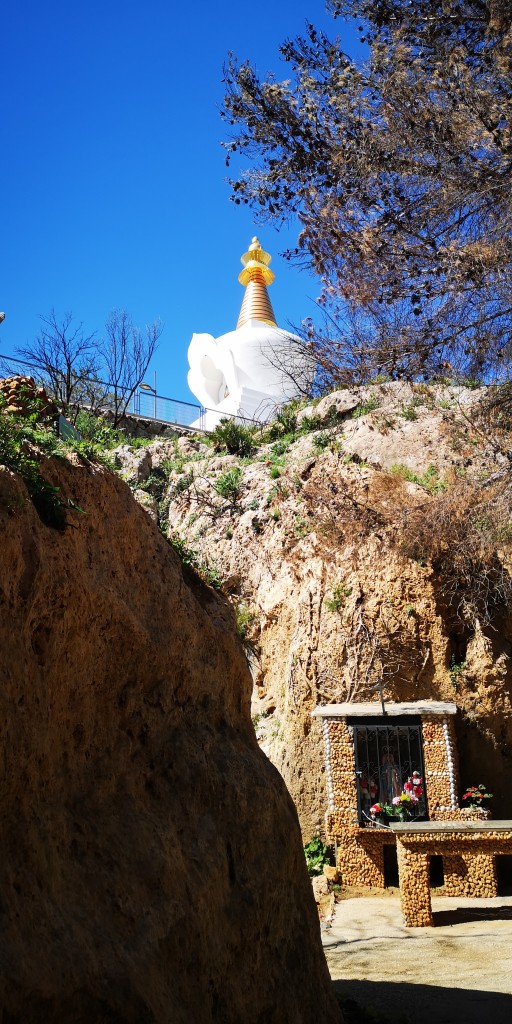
[[312, 700, 499, 897]]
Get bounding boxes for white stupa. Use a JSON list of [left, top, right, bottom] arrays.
[[187, 237, 312, 430]]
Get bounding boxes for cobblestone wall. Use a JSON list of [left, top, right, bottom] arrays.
[[322, 710, 488, 889], [422, 715, 459, 816], [323, 719, 358, 821], [396, 829, 512, 925], [326, 814, 396, 886]]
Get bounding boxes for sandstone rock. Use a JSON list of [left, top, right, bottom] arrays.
[[112, 444, 153, 482], [163, 382, 512, 839], [323, 865, 339, 882], [312, 875, 330, 900], [314, 390, 359, 422], [177, 435, 202, 455], [0, 458, 341, 1024], [133, 487, 159, 522], [296, 404, 317, 426]]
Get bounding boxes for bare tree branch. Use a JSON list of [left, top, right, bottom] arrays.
[[222, 1, 512, 384], [100, 310, 162, 427]]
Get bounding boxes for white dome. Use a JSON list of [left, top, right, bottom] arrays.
[[186, 238, 315, 427]]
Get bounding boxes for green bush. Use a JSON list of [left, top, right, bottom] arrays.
[[74, 410, 124, 449], [214, 466, 243, 500], [270, 433, 295, 457], [299, 413, 323, 433], [0, 408, 69, 529], [235, 604, 256, 639], [169, 535, 223, 589], [173, 470, 194, 494], [140, 467, 170, 501], [210, 418, 255, 456], [304, 836, 334, 877], [312, 431, 332, 451], [66, 411, 126, 466]]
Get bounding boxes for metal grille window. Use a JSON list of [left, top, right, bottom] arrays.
[[349, 716, 427, 825]]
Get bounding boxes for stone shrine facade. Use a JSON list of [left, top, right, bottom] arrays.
[[312, 700, 495, 893]]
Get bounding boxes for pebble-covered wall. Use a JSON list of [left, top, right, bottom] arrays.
[[422, 715, 459, 816], [394, 826, 512, 925], [323, 717, 395, 886], [317, 702, 488, 888]]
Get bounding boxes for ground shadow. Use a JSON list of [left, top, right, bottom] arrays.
[[433, 903, 512, 926], [332, 979, 512, 1024]]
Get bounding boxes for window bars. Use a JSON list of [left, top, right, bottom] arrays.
[[349, 716, 427, 825]]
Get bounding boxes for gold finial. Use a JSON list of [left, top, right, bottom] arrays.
[[236, 237, 277, 329]]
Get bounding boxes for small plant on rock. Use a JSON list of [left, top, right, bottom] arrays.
[[325, 582, 352, 612], [214, 466, 243, 500], [169, 534, 223, 590], [401, 403, 418, 421], [304, 836, 334, 877], [312, 431, 332, 451], [210, 418, 255, 456], [352, 396, 380, 418], [235, 604, 259, 657], [235, 604, 257, 640], [391, 462, 446, 494], [173, 470, 194, 494]]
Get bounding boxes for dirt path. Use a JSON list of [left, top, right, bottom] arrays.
[[323, 893, 512, 1024]]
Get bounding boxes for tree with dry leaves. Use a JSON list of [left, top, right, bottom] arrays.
[[223, 0, 512, 385]]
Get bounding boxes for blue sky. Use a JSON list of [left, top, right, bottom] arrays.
[[1, 1, 362, 403]]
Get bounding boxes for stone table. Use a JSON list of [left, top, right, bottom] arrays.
[[390, 820, 512, 926]]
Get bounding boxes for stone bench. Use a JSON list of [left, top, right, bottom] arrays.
[[390, 820, 512, 926]]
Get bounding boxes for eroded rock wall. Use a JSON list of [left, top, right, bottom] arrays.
[[156, 382, 512, 837], [0, 458, 340, 1023]]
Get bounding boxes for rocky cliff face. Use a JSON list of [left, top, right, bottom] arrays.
[[0, 455, 340, 1022], [132, 381, 512, 838]]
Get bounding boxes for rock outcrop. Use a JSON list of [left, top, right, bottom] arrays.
[[0, 456, 340, 1022], [0, 375, 60, 420], [155, 382, 512, 838]]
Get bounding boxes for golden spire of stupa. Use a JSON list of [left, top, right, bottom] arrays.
[[236, 237, 277, 330]]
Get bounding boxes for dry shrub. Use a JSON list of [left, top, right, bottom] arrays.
[[476, 383, 512, 449], [398, 479, 512, 627], [301, 465, 386, 548], [316, 602, 430, 705]]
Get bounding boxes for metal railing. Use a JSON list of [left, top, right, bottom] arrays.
[[127, 389, 203, 429], [0, 353, 266, 433], [0, 353, 204, 430]]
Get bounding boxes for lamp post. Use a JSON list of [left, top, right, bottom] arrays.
[[139, 371, 157, 419]]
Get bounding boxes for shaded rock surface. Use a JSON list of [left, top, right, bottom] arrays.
[[0, 458, 340, 1023]]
